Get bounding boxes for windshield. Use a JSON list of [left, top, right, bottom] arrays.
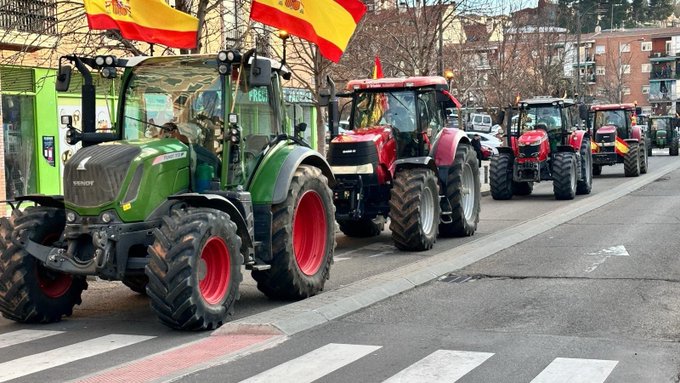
[[351, 91, 416, 131], [651, 118, 669, 131], [593, 110, 626, 130], [518, 106, 562, 133]]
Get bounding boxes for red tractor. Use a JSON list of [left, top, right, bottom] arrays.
[[490, 97, 592, 200], [327, 77, 480, 251], [589, 103, 648, 176]]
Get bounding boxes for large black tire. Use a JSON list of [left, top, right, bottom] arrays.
[[439, 143, 480, 237], [252, 165, 335, 300], [670, 136, 679, 156], [640, 140, 649, 175], [552, 152, 577, 200], [339, 218, 384, 238], [0, 206, 87, 323], [576, 138, 593, 195], [122, 275, 148, 294], [389, 168, 440, 251], [490, 153, 513, 200], [512, 181, 533, 196], [647, 141, 653, 157], [593, 164, 602, 176], [624, 142, 640, 177], [146, 208, 242, 330]]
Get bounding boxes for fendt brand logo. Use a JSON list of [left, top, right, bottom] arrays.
[[342, 149, 356, 154], [77, 156, 92, 171], [73, 180, 94, 187]]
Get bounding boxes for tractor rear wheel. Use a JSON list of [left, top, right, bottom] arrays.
[[552, 152, 577, 200], [389, 168, 440, 251], [339, 218, 384, 238], [576, 138, 593, 195], [624, 143, 641, 177], [593, 164, 602, 176], [0, 206, 86, 323], [670, 135, 679, 156], [490, 153, 513, 200], [439, 143, 480, 237], [512, 181, 533, 196], [647, 142, 653, 157], [146, 208, 242, 330], [253, 165, 335, 300], [640, 140, 648, 174]]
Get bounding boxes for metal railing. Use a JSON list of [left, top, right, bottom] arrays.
[[0, 0, 57, 35]]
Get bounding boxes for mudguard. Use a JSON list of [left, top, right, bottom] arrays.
[[432, 127, 470, 167], [567, 130, 588, 151], [168, 193, 253, 251], [630, 125, 643, 141], [12, 195, 65, 209], [390, 157, 437, 176], [249, 142, 335, 205]]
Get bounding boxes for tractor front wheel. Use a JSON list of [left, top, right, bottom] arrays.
[[146, 208, 242, 330], [670, 135, 679, 156], [389, 168, 440, 251], [439, 143, 480, 237], [640, 140, 649, 174], [252, 165, 335, 300], [0, 207, 86, 323], [339, 218, 384, 238], [553, 152, 577, 200], [576, 138, 593, 195], [490, 153, 514, 200], [624, 143, 641, 177]]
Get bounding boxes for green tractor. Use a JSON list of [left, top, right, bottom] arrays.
[[647, 116, 679, 156], [0, 49, 336, 330]]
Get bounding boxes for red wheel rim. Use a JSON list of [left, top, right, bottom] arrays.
[[293, 190, 327, 276], [37, 233, 72, 298], [198, 237, 231, 305]]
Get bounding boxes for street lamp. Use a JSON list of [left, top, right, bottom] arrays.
[[276, 30, 290, 65], [617, 37, 644, 103]]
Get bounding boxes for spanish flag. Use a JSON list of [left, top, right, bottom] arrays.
[[83, 0, 199, 49], [250, 0, 367, 63], [373, 56, 384, 79], [614, 136, 629, 155]]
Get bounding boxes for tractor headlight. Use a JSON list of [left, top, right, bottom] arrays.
[[101, 212, 113, 223], [66, 211, 76, 223]]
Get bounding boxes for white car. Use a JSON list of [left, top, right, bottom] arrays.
[[466, 132, 502, 148]]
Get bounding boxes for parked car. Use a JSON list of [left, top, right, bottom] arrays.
[[480, 144, 498, 160], [466, 131, 502, 148], [469, 113, 493, 132]]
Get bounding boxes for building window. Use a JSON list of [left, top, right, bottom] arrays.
[[595, 45, 605, 55], [2, 95, 37, 199], [642, 85, 650, 94], [620, 43, 631, 53], [596, 67, 606, 76], [0, 0, 57, 35], [621, 64, 631, 74], [622, 87, 631, 95], [666, 41, 672, 53], [641, 41, 652, 52], [641, 63, 651, 73]]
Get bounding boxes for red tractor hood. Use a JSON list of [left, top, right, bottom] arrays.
[[597, 125, 617, 134], [330, 126, 392, 145], [518, 129, 548, 145]]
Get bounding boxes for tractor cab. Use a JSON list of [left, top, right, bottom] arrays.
[[509, 98, 578, 156], [590, 104, 638, 142], [648, 115, 680, 155]]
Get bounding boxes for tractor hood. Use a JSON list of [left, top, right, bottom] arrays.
[[330, 126, 392, 146], [597, 125, 617, 134], [518, 130, 548, 145]]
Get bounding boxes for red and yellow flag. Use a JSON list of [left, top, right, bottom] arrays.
[[614, 136, 629, 155], [373, 56, 384, 79], [250, 0, 367, 63], [83, 0, 199, 49]]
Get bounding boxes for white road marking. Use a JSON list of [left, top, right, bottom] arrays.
[[0, 334, 155, 382], [333, 256, 351, 262], [0, 329, 63, 349], [530, 357, 618, 383], [383, 350, 494, 383], [239, 343, 381, 383], [585, 245, 629, 273]]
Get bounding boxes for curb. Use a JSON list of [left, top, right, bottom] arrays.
[[219, 160, 680, 338]]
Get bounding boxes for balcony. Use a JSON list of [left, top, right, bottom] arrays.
[[649, 51, 678, 62], [572, 56, 596, 67], [0, 0, 57, 52], [650, 65, 677, 80], [580, 74, 596, 84], [648, 92, 674, 102]]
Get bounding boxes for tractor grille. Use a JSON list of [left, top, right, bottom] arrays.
[[596, 132, 615, 143], [328, 141, 378, 166], [519, 145, 539, 158], [64, 144, 141, 207]]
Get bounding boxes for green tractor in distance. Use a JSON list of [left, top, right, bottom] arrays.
[[0, 50, 336, 330], [647, 116, 679, 156]]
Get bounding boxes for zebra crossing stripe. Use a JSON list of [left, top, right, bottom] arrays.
[[530, 357, 618, 383], [239, 343, 381, 383], [383, 350, 494, 383], [0, 334, 154, 382], [0, 329, 64, 349]]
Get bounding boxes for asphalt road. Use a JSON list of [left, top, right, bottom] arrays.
[[184, 154, 680, 383], [0, 153, 679, 382]]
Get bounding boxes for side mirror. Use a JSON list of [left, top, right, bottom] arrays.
[[579, 104, 589, 120], [295, 122, 307, 136], [249, 57, 272, 87], [66, 127, 83, 145], [635, 107, 642, 115], [55, 65, 72, 92]]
